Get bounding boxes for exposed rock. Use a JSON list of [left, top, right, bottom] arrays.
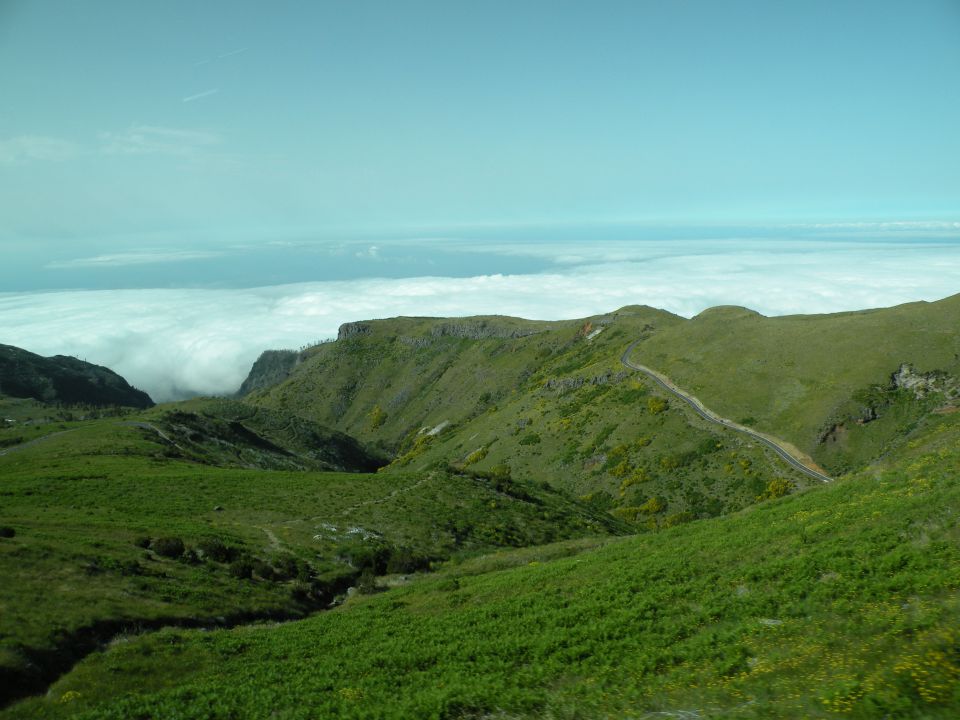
[[544, 370, 630, 392], [892, 363, 959, 399], [430, 321, 541, 340], [426, 420, 450, 436], [237, 350, 300, 396], [337, 322, 371, 340]]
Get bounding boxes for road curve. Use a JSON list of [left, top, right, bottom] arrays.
[[620, 339, 832, 484]]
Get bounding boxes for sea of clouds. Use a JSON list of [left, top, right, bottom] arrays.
[[1, 238, 958, 402]]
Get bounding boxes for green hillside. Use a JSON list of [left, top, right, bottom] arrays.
[[6, 391, 959, 719], [628, 294, 960, 472], [139, 397, 388, 472], [3, 295, 959, 718], [246, 309, 823, 526], [0, 344, 153, 409], [246, 296, 959, 491], [0, 407, 618, 706]]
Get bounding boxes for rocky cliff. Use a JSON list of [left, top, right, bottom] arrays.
[[237, 350, 301, 396]]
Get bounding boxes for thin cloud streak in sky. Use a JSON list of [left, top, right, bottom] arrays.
[[1, 241, 958, 402], [98, 125, 221, 156], [217, 47, 248, 59], [46, 250, 224, 269], [182, 88, 220, 103], [0, 135, 80, 164]]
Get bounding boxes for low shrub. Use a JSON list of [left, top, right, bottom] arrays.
[[229, 557, 255, 580], [197, 537, 235, 563], [151, 536, 185, 559]]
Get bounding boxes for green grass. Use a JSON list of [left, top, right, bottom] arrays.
[[4, 296, 960, 718], [246, 308, 818, 525], [628, 294, 960, 468], [248, 297, 960, 486], [0, 414, 619, 704], [7, 409, 959, 719]]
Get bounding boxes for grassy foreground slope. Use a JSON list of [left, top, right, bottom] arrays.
[[629, 294, 960, 471], [248, 310, 815, 524], [0, 407, 618, 706], [9, 400, 960, 719]]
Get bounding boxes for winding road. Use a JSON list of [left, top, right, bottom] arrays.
[[620, 339, 832, 484]]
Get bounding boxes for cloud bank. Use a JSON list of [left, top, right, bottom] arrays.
[[1, 240, 958, 402]]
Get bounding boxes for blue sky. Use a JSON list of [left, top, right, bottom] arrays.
[[2, 0, 959, 251], [1, 1, 959, 399]]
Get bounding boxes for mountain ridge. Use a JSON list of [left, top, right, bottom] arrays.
[[0, 344, 153, 409]]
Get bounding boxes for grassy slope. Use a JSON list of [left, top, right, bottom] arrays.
[[249, 297, 959, 486], [138, 397, 388, 472], [9, 403, 960, 719], [249, 309, 816, 524], [0, 410, 618, 704], [629, 294, 960, 469]]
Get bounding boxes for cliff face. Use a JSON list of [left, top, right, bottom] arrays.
[[0, 344, 154, 408], [237, 350, 300, 396]]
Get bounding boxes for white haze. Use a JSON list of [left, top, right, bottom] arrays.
[[1, 240, 958, 402]]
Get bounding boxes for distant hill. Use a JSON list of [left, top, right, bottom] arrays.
[[0, 344, 153, 408], [239, 309, 817, 525], [629, 292, 960, 473], [241, 294, 960, 515]]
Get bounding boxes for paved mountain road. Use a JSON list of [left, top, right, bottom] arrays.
[[621, 339, 832, 484]]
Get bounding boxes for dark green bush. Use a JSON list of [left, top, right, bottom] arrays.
[[356, 568, 379, 595], [229, 557, 255, 580], [197, 537, 235, 563], [151, 536, 185, 559], [272, 555, 301, 580], [253, 560, 276, 581], [344, 542, 391, 573], [385, 547, 431, 574]]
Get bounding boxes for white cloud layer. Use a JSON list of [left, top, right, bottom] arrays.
[[1, 240, 958, 402]]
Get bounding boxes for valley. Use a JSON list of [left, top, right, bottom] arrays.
[[1, 294, 959, 718]]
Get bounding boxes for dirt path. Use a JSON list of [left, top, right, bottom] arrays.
[[116, 421, 186, 451], [0, 429, 77, 457], [340, 474, 432, 516], [258, 526, 283, 551]]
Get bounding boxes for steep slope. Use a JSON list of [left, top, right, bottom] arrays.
[[240, 308, 815, 525], [140, 398, 387, 472], [237, 349, 302, 396], [0, 344, 153, 409], [246, 295, 959, 490], [245, 313, 615, 451], [11, 395, 960, 719]]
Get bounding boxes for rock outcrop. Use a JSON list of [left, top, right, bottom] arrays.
[[337, 322, 371, 340], [238, 350, 300, 396], [892, 363, 959, 399]]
